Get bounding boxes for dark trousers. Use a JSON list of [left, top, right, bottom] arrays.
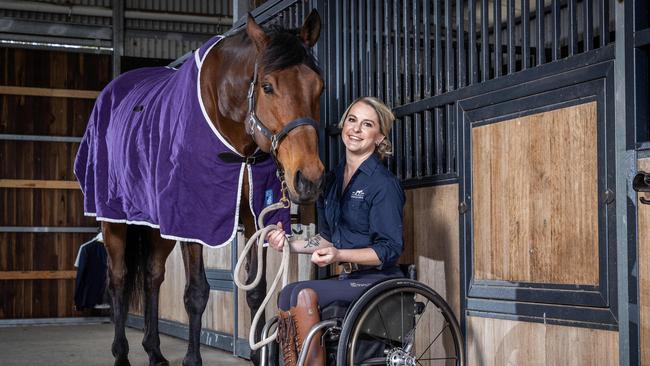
[[277, 266, 403, 311]]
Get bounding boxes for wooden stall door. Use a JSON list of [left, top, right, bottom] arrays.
[[0, 47, 110, 319]]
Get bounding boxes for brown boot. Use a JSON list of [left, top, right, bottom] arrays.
[[277, 309, 298, 366], [291, 288, 325, 366]]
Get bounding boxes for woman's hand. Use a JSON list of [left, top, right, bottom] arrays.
[[266, 221, 286, 252], [311, 247, 339, 267]]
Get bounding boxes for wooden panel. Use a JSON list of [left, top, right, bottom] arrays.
[[472, 102, 599, 284], [204, 240, 231, 270], [0, 179, 80, 189], [0, 270, 76, 280], [406, 185, 461, 363], [638, 158, 650, 365], [1, 189, 94, 226], [0, 85, 99, 99], [159, 244, 189, 324], [466, 316, 618, 366]]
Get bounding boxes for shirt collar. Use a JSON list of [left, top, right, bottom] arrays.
[[357, 153, 381, 176]]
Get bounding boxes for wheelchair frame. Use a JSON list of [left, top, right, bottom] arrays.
[[260, 274, 465, 366]]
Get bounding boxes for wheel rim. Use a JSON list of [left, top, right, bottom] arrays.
[[347, 286, 461, 366]]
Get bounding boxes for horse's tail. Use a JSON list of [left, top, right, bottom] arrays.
[[124, 225, 150, 312]]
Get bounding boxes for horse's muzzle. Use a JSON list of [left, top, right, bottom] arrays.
[[293, 170, 323, 203]]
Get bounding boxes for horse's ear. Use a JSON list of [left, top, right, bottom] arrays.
[[300, 9, 321, 47], [246, 13, 269, 53]]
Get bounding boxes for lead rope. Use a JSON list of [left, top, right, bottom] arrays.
[[233, 181, 291, 351]]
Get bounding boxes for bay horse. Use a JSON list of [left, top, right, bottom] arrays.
[[74, 11, 324, 366]]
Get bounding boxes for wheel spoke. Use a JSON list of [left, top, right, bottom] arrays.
[[357, 357, 386, 365], [376, 300, 392, 342], [418, 356, 458, 361], [416, 322, 449, 360]]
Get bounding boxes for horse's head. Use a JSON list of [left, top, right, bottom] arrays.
[[245, 10, 325, 204]]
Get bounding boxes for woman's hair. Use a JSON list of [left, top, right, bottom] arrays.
[[337, 96, 395, 159]]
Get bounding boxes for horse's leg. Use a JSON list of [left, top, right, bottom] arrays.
[[180, 242, 209, 366], [241, 180, 267, 366], [102, 222, 131, 366], [142, 232, 176, 366]]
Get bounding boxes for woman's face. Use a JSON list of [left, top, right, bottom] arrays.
[[341, 102, 384, 157]]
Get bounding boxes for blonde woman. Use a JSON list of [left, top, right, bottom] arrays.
[[266, 97, 405, 366]]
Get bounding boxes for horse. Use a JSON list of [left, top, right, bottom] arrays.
[[74, 11, 324, 366]]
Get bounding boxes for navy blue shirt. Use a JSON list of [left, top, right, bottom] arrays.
[[316, 153, 406, 270]]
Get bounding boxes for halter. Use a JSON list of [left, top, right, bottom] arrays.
[[246, 62, 319, 158]]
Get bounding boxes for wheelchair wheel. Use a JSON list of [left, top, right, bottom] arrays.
[[336, 279, 464, 366]]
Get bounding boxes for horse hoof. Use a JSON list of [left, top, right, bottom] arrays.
[[182, 355, 202, 366], [114, 357, 131, 366]]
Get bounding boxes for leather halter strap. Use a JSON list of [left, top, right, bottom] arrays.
[[246, 63, 319, 157]]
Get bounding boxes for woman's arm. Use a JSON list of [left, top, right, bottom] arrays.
[[311, 247, 381, 267], [266, 222, 333, 254]]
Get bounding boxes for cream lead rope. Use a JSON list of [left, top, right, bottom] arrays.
[[233, 199, 291, 351]]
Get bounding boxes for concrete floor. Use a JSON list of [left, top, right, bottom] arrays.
[[0, 321, 251, 366]]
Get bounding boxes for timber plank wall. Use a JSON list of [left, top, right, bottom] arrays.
[[0, 47, 110, 318]]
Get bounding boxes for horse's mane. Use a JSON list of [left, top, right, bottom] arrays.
[[231, 24, 321, 76]]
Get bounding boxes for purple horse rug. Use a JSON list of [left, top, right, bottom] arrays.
[[74, 35, 289, 247]]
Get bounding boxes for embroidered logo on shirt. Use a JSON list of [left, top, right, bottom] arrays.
[[351, 190, 365, 200], [349, 282, 371, 288]]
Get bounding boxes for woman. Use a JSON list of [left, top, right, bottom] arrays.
[[266, 96, 405, 366]]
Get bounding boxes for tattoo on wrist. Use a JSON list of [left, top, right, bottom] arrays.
[[304, 235, 322, 249]]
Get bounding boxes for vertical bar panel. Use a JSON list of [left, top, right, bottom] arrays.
[[536, 0, 545, 65], [481, 0, 489, 81], [457, 0, 467, 88], [585, 0, 593, 51], [522, 0, 530, 69], [445, 0, 455, 91], [507, 0, 515, 73], [495, 0, 502, 77], [569, 0, 577, 55], [469, 0, 478, 84]]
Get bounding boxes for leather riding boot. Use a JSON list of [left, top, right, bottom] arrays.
[[277, 309, 298, 366], [291, 288, 325, 366]]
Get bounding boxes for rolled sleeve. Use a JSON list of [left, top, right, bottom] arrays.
[[368, 179, 405, 269], [316, 195, 332, 242]]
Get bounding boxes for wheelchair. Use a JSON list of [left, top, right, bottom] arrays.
[[260, 265, 465, 366]]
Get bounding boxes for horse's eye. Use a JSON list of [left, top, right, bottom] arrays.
[[262, 83, 274, 94]]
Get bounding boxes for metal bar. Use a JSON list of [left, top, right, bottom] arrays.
[[0, 134, 82, 143], [522, 0, 530, 69], [569, 0, 577, 56], [553, 0, 561, 60], [413, 0, 421, 178], [600, 0, 609, 46], [0, 37, 112, 54], [343, 1, 350, 105], [0, 226, 98, 233], [424, 0, 433, 176], [481, 0, 489, 81], [457, 0, 466, 88], [367, 0, 374, 97], [434, 106, 443, 174], [351, 1, 358, 99], [385, 0, 393, 105], [374, 0, 383, 100], [585, 0, 593, 51], [507, 0, 515, 73], [494, 0, 502, 77], [445, 0, 454, 91], [0, 317, 110, 327], [435, 0, 443, 95], [393, 0, 402, 176], [112, 0, 124, 77], [469, 0, 478, 84], [0, 17, 112, 40], [359, 0, 367, 97], [403, 0, 411, 178], [536, 0, 545, 65], [297, 320, 339, 366]]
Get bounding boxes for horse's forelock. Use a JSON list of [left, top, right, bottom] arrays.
[[261, 27, 321, 76]]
